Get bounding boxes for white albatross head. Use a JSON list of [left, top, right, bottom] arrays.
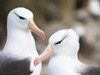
[[34, 29, 80, 66], [7, 7, 45, 40]]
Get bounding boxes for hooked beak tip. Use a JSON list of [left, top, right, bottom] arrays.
[[41, 31, 45, 40], [34, 57, 39, 66], [33, 44, 53, 66], [28, 19, 45, 40]]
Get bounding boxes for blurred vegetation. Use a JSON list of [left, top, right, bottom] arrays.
[[0, 0, 87, 24]]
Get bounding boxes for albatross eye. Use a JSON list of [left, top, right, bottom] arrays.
[[14, 12, 25, 20], [55, 40, 62, 44], [54, 35, 67, 45], [18, 16, 25, 20]]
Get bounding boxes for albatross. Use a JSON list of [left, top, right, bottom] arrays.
[[0, 7, 45, 75], [34, 29, 100, 75]]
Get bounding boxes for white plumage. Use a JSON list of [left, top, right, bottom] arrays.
[[0, 7, 45, 75], [35, 29, 100, 75], [47, 29, 84, 75]]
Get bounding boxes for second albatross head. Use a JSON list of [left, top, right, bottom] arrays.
[[34, 29, 79, 66]]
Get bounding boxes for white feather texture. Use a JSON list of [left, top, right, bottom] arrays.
[[2, 7, 41, 75], [48, 29, 87, 75]]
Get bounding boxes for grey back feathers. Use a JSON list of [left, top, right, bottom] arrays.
[[0, 57, 32, 75], [81, 67, 100, 75]]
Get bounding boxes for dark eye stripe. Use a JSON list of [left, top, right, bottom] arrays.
[[18, 16, 25, 19], [55, 35, 67, 45], [14, 12, 25, 20], [55, 40, 62, 44]]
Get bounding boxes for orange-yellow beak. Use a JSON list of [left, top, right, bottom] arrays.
[[34, 44, 53, 66], [28, 19, 45, 40]]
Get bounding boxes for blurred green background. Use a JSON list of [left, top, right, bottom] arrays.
[[0, 0, 100, 75]]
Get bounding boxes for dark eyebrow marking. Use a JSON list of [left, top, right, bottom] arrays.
[[14, 12, 25, 20], [55, 35, 67, 44]]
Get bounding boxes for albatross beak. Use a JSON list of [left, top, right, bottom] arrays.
[[28, 19, 45, 40], [34, 44, 53, 66]]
